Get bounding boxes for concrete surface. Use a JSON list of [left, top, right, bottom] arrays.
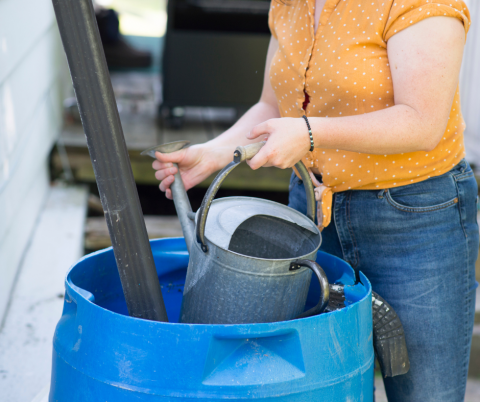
[[0, 185, 88, 402]]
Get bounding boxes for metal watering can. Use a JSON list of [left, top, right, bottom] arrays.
[[142, 141, 329, 324]]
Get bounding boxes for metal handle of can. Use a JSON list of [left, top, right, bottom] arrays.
[[196, 141, 317, 252], [290, 259, 330, 319]]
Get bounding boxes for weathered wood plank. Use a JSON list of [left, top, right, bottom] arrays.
[[85, 215, 182, 250]]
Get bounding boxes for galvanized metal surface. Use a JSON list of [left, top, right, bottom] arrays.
[[170, 173, 195, 254], [180, 196, 324, 324], [182, 144, 324, 323], [141, 140, 324, 324], [181, 234, 318, 324], [292, 259, 330, 319]]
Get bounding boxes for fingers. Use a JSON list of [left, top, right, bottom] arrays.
[[246, 143, 293, 170], [246, 146, 270, 170], [153, 151, 181, 198], [247, 121, 271, 140], [159, 174, 175, 193], [154, 165, 178, 182], [152, 160, 173, 170], [159, 170, 194, 200], [245, 121, 273, 168], [155, 149, 185, 164], [153, 148, 196, 200]]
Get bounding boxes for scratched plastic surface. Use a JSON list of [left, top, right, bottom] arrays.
[[50, 238, 374, 401]]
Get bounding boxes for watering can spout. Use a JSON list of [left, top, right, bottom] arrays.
[[141, 141, 195, 253], [170, 171, 195, 253]]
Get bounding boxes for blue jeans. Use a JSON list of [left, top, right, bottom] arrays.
[[289, 159, 478, 402]]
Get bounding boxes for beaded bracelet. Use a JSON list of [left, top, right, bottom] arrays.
[[302, 115, 314, 152]]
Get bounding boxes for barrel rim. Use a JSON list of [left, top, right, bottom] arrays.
[[64, 238, 371, 328]]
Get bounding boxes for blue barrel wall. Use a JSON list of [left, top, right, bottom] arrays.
[[50, 238, 374, 401]]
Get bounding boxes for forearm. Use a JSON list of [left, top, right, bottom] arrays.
[[245, 102, 449, 170], [310, 104, 446, 155], [207, 101, 281, 169]]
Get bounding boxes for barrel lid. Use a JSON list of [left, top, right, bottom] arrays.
[[202, 197, 319, 250]]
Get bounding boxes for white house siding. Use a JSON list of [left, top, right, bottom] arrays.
[[461, 0, 480, 163], [0, 0, 67, 322]]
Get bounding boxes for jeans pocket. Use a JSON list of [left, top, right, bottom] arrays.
[[385, 189, 459, 213], [384, 173, 460, 213]]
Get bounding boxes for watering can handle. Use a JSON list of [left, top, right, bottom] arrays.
[[290, 259, 330, 319], [233, 141, 267, 162], [195, 142, 316, 253]]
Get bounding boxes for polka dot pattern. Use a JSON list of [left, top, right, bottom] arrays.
[[268, 0, 470, 195]]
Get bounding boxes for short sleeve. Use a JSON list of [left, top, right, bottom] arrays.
[[383, 0, 471, 43], [268, 0, 278, 40]]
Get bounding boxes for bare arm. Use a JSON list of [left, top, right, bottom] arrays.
[[247, 17, 466, 169], [153, 37, 280, 198]]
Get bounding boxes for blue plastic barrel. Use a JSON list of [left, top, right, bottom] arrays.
[[50, 238, 374, 401]]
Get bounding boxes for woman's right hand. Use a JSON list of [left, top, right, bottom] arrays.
[[152, 143, 223, 199]]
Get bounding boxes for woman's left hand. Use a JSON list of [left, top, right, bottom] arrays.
[[246, 117, 312, 170]]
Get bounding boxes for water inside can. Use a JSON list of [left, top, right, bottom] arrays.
[[228, 215, 321, 259]]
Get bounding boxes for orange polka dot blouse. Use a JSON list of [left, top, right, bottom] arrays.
[[268, 0, 471, 226]]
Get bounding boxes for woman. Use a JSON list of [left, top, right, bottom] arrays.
[[153, 0, 477, 400]]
